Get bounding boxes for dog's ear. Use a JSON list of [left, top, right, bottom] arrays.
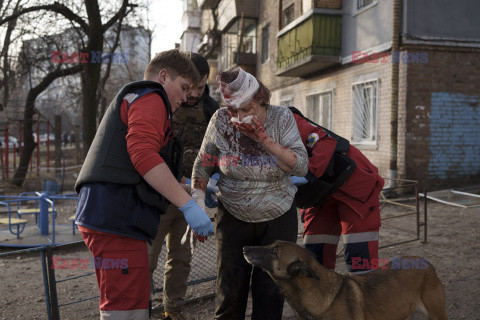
[[287, 261, 319, 280]]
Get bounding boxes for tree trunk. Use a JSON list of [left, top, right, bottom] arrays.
[[81, 0, 104, 156], [12, 65, 82, 186], [74, 125, 81, 164], [12, 94, 37, 186], [54, 115, 62, 175]]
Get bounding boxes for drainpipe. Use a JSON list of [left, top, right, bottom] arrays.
[[389, 0, 401, 188]]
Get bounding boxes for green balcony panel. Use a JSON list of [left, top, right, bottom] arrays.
[[277, 13, 342, 77]]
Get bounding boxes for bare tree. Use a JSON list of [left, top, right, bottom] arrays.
[[12, 32, 83, 186], [0, 0, 142, 186], [1, 0, 133, 135], [0, 0, 22, 112]]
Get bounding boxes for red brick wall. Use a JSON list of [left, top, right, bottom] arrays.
[[404, 47, 480, 188]]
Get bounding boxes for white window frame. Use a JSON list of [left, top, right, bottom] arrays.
[[351, 79, 378, 147], [279, 95, 294, 107], [353, 0, 378, 16], [306, 90, 334, 130], [261, 23, 270, 64], [282, 3, 295, 28]]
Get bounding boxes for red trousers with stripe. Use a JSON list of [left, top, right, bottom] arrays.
[[80, 226, 150, 319], [302, 197, 381, 273]]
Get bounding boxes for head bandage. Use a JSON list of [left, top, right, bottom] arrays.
[[216, 67, 259, 109]]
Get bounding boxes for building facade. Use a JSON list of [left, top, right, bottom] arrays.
[[191, 0, 480, 187]]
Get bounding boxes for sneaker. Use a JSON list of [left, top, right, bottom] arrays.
[[163, 311, 186, 320]]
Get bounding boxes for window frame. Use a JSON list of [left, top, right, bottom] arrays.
[[351, 79, 379, 147], [353, 0, 378, 16], [279, 94, 293, 107], [261, 23, 270, 64], [282, 3, 295, 28], [306, 90, 334, 130]]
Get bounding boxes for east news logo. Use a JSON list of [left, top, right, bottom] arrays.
[[351, 257, 429, 270]]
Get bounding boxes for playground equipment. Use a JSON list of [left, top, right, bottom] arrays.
[[0, 192, 80, 247]]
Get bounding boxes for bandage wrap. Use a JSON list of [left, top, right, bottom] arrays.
[[216, 67, 259, 109], [231, 115, 254, 124], [191, 188, 206, 212]]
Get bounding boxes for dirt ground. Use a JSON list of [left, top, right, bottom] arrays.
[[0, 194, 479, 319]]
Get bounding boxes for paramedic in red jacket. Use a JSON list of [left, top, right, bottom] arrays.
[[291, 110, 384, 273]]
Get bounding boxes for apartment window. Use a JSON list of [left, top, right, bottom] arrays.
[[280, 97, 293, 107], [306, 91, 333, 129], [357, 0, 374, 9], [261, 24, 270, 63], [283, 4, 295, 27], [352, 80, 378, 143]]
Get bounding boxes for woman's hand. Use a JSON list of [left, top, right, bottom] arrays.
[[234, 116, 269, 143]]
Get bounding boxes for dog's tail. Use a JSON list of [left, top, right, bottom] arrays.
[[421, 262, 448, 320]]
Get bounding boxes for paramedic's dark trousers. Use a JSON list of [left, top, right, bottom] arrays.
[[214, 201, 298, 320]]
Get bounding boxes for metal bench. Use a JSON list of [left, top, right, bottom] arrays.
[[0, 202, 28, 239], [17, 208, 56, 224], [16, 192, 57, 224]]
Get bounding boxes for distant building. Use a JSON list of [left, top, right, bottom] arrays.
[[193, 0, 480, 188], [180, 0, 202, 52]]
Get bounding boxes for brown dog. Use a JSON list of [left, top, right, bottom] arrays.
[[243, 240, 447, 320]]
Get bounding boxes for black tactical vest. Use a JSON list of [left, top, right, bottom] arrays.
[[174, 85, 219, 178], [75, 81, 183, 211]]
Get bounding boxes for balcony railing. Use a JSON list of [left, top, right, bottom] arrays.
[[221, 34, 256, 72], [277, 13, 342, 77]]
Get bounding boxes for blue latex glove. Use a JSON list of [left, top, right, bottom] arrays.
[[291, 176, 309, 186], [205, 187, 218, 208], [205, 173, 220, 208], [179, 199, 214, 237], [185, 178, 192, 186]]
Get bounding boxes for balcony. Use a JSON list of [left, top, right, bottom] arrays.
[[221, 34, 257, 75], [197, 29, 221, 58], [220, 18, 257, 74], [217, 0, 258, 31], [276, 12, 342, 77]]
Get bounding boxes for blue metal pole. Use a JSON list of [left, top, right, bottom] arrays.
[[39, 193, 49, 235]]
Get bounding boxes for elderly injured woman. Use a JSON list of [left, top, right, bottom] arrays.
[[190, 67, 308, 320]]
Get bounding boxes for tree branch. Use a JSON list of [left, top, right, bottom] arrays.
[[29, 64, 83, 101], [102, 0, 130, 32], [0, 2, 88, 32]]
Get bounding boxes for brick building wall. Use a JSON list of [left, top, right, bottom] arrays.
[[257, 0, 299, 91], [253, 1, 480, 186], [396, 57, 409, 181], [268, 59, 394, 179], [404, 48, 480, 186], [256, 1, 397, 179]]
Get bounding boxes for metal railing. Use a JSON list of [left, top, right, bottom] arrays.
[[379, 178, 427, 246]]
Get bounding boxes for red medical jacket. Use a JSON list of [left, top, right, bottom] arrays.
[[293, 113, 384, 218]]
